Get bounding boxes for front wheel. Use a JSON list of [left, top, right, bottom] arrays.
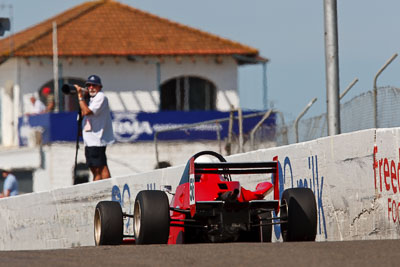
[[280, 188, 317, 242], [94, 201, 123, 246], [134, 190, 170, 244]]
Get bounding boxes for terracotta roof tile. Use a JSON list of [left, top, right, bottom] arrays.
[[0, 0, 261, 59]]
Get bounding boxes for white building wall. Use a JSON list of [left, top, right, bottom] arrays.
[[0, 86, 13, 145], [0, 55, 242, 188], [0, 59, 18, 146], [3, 55, 238, 113], [2, 136, 275, 192], [0, 55, 239, 146], [31, 141, 223, 192], [0, 58, 18, 92]]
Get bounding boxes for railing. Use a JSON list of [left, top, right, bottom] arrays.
[[153, 109, 275, 166]]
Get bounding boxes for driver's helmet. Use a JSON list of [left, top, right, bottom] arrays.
[[194, 155, 224, 182], [194, 155, 214, 164]]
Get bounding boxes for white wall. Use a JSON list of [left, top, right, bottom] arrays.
[[0, 166, 184, 250], [2, 127, 399, 250], [0, 56, 240, 146], [32, 141, 223, 192], [0, 59, 18, 146], [1, 56, 239, 114], [228, 129, 378, 241]]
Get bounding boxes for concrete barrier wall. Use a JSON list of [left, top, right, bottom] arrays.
[[0, 166, 184, 250], [229, 129, 380, 241], [1, 128, 400, 250]]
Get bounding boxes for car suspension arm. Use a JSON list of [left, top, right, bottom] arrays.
[[170, 207, 191, 214]]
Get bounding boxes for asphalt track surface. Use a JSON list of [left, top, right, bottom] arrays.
[[1, 240, 399, 267]]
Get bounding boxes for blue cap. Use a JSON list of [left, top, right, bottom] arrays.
[[85, 75, 102, 87]]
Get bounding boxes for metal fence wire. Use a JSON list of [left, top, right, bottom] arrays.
[[154, 110, 277, 165], [275, 86, 400, 145], [153, 86, 400, 159]]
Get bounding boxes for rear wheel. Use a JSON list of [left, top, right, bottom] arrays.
[[134, 190, 170, 244], [94, 201, 123, 245], [280, 188, 317, 241]]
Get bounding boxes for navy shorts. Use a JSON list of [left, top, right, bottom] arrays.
[[85, 146, 107, 167]]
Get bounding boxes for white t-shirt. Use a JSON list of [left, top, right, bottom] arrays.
[[82, 91, 115, 147], [33, 99, 46, 114]]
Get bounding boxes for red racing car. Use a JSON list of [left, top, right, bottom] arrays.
[[94, 151, 317, 245]]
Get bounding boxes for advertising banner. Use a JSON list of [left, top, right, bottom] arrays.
[[18, 111, 275, 145]]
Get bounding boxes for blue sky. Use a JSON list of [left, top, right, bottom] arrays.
[[2, 0, 400, 121]]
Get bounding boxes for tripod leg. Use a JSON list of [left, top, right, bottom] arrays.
[[73, 111, 83, 183]]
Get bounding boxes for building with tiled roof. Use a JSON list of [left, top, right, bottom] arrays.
[[0, 0, 273, 192], [0, 0, 267, 148], [0, 0, 261, 59]]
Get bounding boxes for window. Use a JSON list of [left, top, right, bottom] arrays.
[[0, 169, 33, 195], [39, 77, 86, 112], [160, 76, 216, 111]]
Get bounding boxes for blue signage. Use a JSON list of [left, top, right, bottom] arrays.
[[18, 111, 276, 145]]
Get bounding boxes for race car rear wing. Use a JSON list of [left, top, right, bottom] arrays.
[[194, 162, 277, 174], [189, 157, 279, 216]]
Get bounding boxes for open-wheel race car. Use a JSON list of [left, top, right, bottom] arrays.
[[94, 151, 317, 245]]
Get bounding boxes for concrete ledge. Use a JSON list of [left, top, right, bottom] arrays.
[[0, 147, 41, 169], [1, 128, 400, 250]]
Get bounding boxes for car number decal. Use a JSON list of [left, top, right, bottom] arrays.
[[189, 173, 195, 205], [189, 157, 196, 217]]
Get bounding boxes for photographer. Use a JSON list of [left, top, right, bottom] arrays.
[[74, 75, 115, 181]]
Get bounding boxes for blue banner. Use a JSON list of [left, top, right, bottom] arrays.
[[18, 111, 276, 145]]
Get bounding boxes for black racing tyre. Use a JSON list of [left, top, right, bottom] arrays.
[[134, 190, 170, 245], [280, 188, 317, 242], [94, 201, 123, 245]]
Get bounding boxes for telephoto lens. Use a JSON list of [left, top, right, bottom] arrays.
[[61, 84, 77, 94]]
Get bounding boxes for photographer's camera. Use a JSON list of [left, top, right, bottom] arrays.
[[61, 84, 77, 95], [62, 84, 87, 95]]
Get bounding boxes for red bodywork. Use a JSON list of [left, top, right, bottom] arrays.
[[167, 152, 279, 244]]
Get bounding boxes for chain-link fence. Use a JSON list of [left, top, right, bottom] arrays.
[[153, 86, 400, 160], [275, 86, 400, 145], [154, 110, 277, 165]]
